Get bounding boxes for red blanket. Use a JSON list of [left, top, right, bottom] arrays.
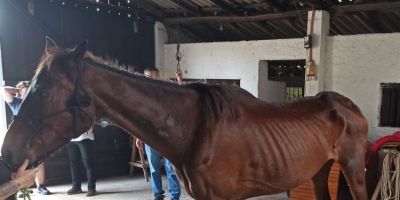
[[370, 131, 400, 152]]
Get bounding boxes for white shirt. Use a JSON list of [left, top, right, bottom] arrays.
[[71, 127, 94, 142]]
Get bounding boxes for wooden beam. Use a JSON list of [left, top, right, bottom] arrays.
[[208, 0, 270, 41], [291, 0, 323, 8], [331, 1, 400, 15], [163, 10, 306, 24], [201, 3, 269, 13], [164, 1, 400, 25], [170, 0, 226, 41]]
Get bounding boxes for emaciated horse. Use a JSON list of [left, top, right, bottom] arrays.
[[1, 38, 368, 200]]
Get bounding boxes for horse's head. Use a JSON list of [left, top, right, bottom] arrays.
[[1, 38, 95, 171]]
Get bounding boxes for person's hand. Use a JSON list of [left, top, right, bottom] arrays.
[[12, 160, 37, 188], [15, 89, 22, 97], [135, 139, 143, 149], [176, 69, 183, 85]]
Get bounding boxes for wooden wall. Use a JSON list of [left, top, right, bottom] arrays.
[[290, 162, 341, 200]]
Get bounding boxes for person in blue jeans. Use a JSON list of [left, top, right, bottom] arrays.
[[66, 128, 96, 197], [136, 67, 181, 200]]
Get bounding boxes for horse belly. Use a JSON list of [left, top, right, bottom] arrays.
[[239, 140, 332, 195], [184, 121, 333, 199]]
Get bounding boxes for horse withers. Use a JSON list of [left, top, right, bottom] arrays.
[[1, 38, 369, 200]]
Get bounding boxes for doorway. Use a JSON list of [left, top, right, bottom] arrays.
[[259, 60, 305, 103]]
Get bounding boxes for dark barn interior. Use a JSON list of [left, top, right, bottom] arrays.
[[0, 0, 155, 184]]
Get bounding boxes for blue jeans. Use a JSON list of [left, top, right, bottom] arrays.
[[145, 144, 181, 200], [67, 139, 96, 190]]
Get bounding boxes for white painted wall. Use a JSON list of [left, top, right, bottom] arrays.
[[161, 39, 306, 97], [325, 33, 400, 139], [160, 31, 400, 140], [154, 22, 168, 71]]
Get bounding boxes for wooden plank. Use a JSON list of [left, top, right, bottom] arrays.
[[331, 1, 400, 15], [163, 1, 400, 25], [290, 162, 340, 200], [163, 10, 305, 24]]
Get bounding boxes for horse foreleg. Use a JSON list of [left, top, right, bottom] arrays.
[[338, 144, 368, 200], [312, 160, 334, 200]]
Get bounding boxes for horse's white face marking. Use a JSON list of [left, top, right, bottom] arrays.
[[166, 114, 176, 127], [158, 129, 169, 137]]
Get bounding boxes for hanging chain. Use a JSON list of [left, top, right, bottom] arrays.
[[176, 44, 182, 71], [175, 0, 181, 71]]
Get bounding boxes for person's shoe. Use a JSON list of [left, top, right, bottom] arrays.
[[66, 187, 82, 195], [37, 185, 51, 195], [86, 188, 97, 197], [154, 195, 164, 200], [17, 192, 23, 198]]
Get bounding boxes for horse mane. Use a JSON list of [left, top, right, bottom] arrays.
[[34, 48, 139, 77], [84, 52, 139, 74], [187, 83, 238, 123]]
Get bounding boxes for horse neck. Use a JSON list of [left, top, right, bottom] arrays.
[[84, 63, 199, 165]]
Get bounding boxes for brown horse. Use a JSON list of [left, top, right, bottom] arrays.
[[1, 38, 368, 200]]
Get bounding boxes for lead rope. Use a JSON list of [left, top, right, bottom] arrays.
[[372, 149, 400, 200]]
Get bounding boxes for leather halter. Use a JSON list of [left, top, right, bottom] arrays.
[[1, 61, 92, 171]]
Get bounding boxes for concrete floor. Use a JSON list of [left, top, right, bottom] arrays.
[[27, 176, 289, 200]]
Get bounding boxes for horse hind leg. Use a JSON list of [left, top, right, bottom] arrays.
[[312, 160, 334, 200]]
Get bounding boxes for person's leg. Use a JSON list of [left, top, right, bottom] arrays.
[[77, 139, 96, 195], [67, 142, 83, 193], [145, 144, 164, 200], [164, 159, 181, 200], [35, 163, 50, 195], [35, 163, 45, 186]]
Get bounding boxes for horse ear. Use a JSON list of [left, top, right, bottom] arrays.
[[45, 36, 58, 54], [71, 40, 88, 59]]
